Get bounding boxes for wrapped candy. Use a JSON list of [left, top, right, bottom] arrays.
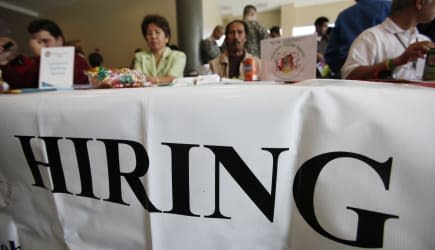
[[86, 67, 149, 88], [0, 69, 10, 93]]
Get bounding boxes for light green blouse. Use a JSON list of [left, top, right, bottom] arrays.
[[134, 47, 186, 78]]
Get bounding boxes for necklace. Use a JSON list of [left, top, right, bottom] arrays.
[[394, 33, 417, 69]]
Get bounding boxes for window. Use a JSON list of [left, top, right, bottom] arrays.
[[292, 24, 335, 37], [292, 25, 315, 36]]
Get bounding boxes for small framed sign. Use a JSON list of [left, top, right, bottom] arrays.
[[39, 46, 75, 88]]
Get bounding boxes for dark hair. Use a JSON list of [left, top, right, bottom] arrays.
[[270, 26, 280, 34], [314, 16, 329, 27], [391, 0, 414, 12], [28, 19, 64, 41], [225, 20, 249, 40], [243, 5, 257, 16], [168, 43, 181, 51], [88, 52, 103, 68], [141, 14, 171, 40]]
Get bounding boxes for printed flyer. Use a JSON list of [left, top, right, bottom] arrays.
[[39, 46, 75, 88], [261, 35, 316, 82]]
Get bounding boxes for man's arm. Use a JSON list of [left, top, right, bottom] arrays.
[[345, 41, 435, 79]]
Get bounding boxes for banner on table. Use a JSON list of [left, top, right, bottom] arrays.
[[1, 80, 434, 250]]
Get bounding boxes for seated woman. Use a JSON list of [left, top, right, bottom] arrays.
[[134, 15, 186, 84]]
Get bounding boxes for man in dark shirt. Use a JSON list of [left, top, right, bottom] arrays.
[[0, 37, 38, 89], [28, 19, 90, 84]]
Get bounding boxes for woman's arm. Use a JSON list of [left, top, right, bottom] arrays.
[[148, 51, 186, 84], [167, 51, 186, 78], [146, 75, 175, 84]]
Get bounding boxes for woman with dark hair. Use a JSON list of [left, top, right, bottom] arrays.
[[133, 15, 186, 84]]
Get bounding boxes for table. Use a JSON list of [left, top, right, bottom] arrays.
[[1, 79, 435, 250]]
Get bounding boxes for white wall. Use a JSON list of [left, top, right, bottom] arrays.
[[202, 0, 223, 39], [281, 0, 353, 37], [43, 0, 178, 68]]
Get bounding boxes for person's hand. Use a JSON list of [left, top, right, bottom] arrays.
[[28, 38, 44, 56], [397, 41, 435, 65], [146, 76, 159, 84]]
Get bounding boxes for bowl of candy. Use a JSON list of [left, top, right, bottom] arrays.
[[86, 67, 150, 88]]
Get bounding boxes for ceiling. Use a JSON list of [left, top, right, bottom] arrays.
[[0, 0, 348, 16]]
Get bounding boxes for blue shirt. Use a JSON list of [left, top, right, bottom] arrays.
[[325, 0, 391, 77]]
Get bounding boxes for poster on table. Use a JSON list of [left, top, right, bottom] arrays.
[[1, 80, 435, 250], [38, 46, 75, 88], [261, 35, 316, 82]]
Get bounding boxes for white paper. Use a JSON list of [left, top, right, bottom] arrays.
[[1, 80, 435, 250], [39, 46, 75, 88], [261, 35, 317, 82]]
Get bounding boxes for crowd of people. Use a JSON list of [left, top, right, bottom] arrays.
[[1, 0, 435, 89]]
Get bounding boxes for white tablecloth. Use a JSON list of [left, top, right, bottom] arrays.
[[1, 79, 434, 250]]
